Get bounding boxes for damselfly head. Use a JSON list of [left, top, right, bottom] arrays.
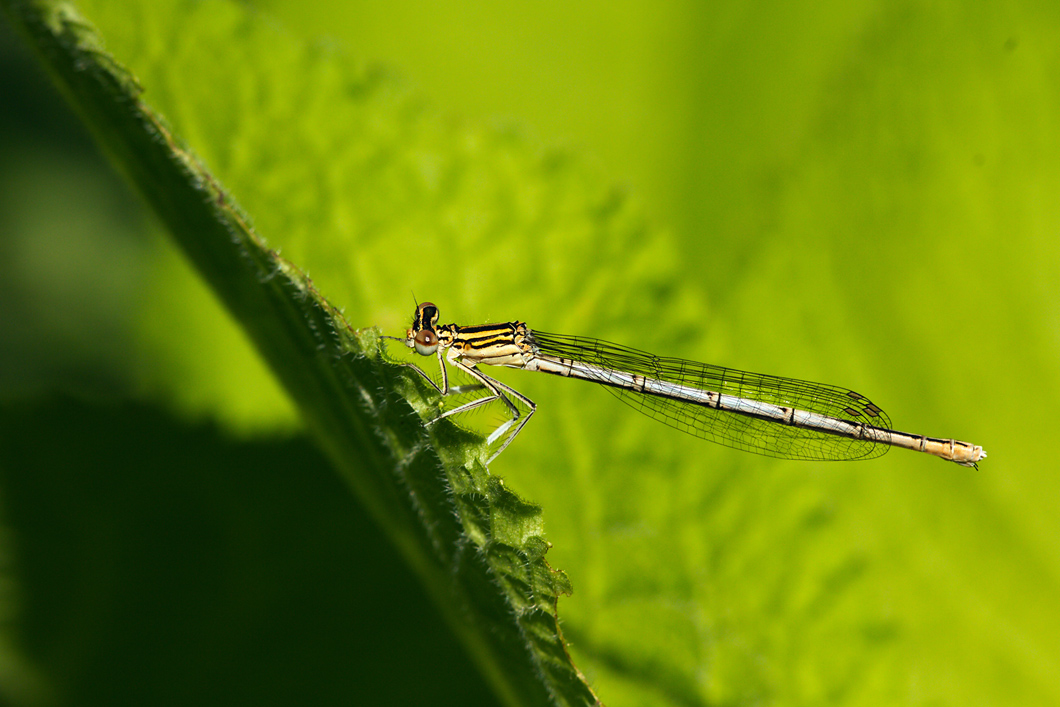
[[408, 302, 442, 355]]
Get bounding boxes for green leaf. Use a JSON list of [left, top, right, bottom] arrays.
[[1, 0, 602, 704]]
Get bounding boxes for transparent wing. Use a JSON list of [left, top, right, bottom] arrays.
[[530, 330, 893, 462]]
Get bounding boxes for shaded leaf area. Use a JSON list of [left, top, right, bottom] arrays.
[[0, 2, 597, 704], [0, 397, 500, 707]]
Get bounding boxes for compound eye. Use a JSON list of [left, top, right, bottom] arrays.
[[417, 303, 439, 327], [414, 328, 440, 356]]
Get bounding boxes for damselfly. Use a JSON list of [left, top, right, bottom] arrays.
[[391, 302, 986, 467]]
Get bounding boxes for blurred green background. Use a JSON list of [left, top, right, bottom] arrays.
[[2, 1, 1058, 705]]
